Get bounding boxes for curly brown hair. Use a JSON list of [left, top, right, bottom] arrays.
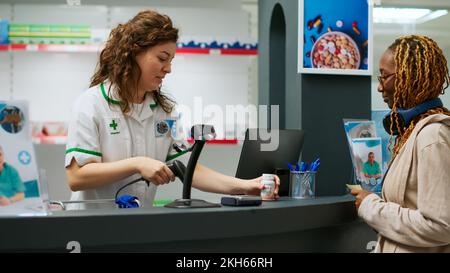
[[387, 35, 450, 155], [90, 10, 179, 114]]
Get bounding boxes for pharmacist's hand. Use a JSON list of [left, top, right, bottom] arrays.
[[351, 189, 372, 210], [243, 175, 280, 199], [0, 196, 11, 206], [137, 157, 175, 185]]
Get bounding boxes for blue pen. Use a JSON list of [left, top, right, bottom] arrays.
[[312, 158, 320, 167], [287, 163, 296, 172], [312, 162, 320, 172], [302, 163, 309, 172], [295, 162, 300, 171], [310, 158, 320, 171]]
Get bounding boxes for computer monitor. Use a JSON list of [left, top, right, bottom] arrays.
[[235, 129, 305, 196]]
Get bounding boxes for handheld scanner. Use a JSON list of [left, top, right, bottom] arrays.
[[167, 160, 186, 182]]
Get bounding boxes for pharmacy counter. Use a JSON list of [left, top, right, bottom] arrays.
[[0, 195, 377, 252]]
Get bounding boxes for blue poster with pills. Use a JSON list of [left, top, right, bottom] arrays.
[[299, 0, 373, 75], [0, 101, 40, 203]]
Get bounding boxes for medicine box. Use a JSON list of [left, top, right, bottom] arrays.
[[0, 19, 9, 44]]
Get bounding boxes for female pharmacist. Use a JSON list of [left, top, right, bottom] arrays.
[[65, 10, 279, 209]]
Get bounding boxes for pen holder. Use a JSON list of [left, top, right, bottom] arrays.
[[289, 171, 316, 199]]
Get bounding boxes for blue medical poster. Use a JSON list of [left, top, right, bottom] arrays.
[[351, 137, 382, 193], [299, 0, 372, 75], [0, 101, 39, 199]]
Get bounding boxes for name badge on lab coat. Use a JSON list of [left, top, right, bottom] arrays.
[[155, 119, 176, 137]]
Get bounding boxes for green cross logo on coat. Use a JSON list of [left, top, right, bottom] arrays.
[[110, 120, 118, 130], [109, 119, 120, 135]]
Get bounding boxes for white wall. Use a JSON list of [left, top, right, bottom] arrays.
[[0, 4, 11, 19], [111, 6, 250, 39], [12, 52, 98, 121], [0, 53, 10, 100], [372, 19, 450, 111], [12, 4, 109, 26]]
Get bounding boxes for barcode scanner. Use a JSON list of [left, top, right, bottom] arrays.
[[167, 160, 186, 182], [114, 160, 186, 208], [115, 124, 219, 209], [164, 124, 221, 208]]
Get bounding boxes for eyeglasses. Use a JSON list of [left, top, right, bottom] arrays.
[[377, 73, 396, 86]]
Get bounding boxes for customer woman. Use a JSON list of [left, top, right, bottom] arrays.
[[352, 35, 450, 253]]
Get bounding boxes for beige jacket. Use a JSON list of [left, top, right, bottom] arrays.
[[358, 114, 450, 253]]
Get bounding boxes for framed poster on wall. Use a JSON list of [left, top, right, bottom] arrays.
[[0, 101, 40, 198], [298, 0, 373, 75]]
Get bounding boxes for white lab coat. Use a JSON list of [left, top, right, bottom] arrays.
[[65, 82, 188, 209]]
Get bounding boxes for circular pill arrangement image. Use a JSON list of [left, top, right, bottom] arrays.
[[310, 31, 360, 70], [0, 105, 25, 134]]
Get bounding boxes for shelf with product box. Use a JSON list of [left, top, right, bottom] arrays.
[[31, 121, 68, 144], [0, 23, 257, 54], [0, 43, 258, 55]]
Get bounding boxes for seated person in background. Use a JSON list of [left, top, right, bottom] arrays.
[[0, 144, 25, 206], [362, 152, 382, 180]]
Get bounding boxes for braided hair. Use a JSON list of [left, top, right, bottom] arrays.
[[387, 35, 450, 156]]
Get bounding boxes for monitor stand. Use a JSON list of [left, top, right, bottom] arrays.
[[164, 199, 221, 208]]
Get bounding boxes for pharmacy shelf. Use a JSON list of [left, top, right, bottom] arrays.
[[0, 44, 258, 55], [176, 48, 257, 55], [0, 44, 100, 52], [32, 134, 68, 145]]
